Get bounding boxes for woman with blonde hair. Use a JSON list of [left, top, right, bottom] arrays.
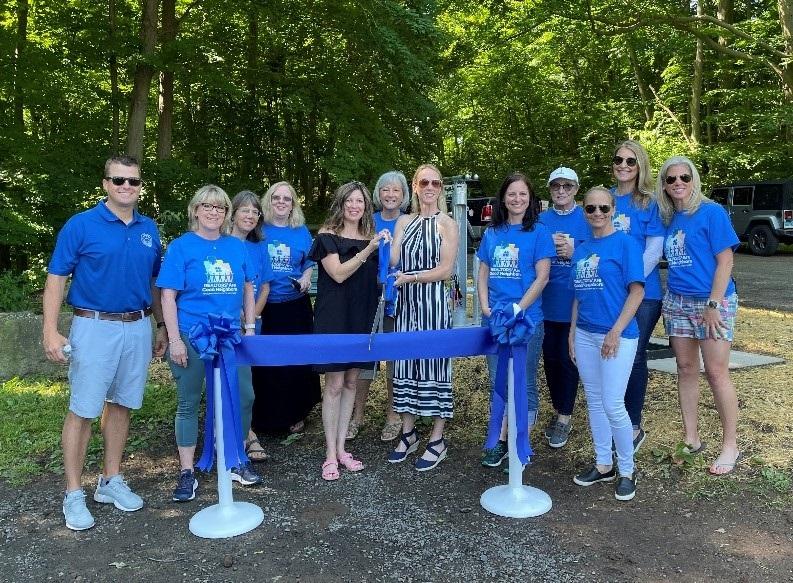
[[158, 185, 261, 502], [657, 156, 740, 475], [388, 164, 459, 471], [309, 182, 391, 480], [610, 139, 664, 452], [251, 181, 321, 436]]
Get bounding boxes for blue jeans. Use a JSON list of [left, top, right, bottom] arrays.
[[624, 298, 662, 428], [484, 318, 544, 426], [542, 320, 579, 416]]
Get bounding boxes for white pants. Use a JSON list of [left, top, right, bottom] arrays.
[[574, 328, 638, 477]]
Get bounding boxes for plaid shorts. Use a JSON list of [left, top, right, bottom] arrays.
[[662, 292, 738, 341]]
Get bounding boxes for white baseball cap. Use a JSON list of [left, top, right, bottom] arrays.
[[547, 167, 579, 185]]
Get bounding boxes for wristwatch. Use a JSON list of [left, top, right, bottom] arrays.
[[706, 299, 719, 310]]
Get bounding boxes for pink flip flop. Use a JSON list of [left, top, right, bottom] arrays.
[[321, 460, 339, 481]]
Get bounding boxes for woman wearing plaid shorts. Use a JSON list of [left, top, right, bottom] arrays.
[[657, 156, 741, 476]]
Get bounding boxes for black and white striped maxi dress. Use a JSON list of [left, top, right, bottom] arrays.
[[392, 213, 453, 418]]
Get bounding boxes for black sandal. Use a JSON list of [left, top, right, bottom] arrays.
[[245, 437, 270, 462]]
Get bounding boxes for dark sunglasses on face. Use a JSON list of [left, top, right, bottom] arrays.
[[584, 204, 611, 214], [106, 176, 142, 187], [665, 174, 692, 185], [418, 178, 442, 188], [612, 156, 637, 168]]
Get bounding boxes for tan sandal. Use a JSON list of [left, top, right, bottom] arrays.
[[380, 420, 402, 442], [245, 437, 270, 463], [345, 420, 361, 440]]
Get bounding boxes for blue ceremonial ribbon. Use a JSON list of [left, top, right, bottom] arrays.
[[484, 304, 536, 465], [188, 313, 248, 472], [378, 239, 397, 317], [236, 327, 497, 365]]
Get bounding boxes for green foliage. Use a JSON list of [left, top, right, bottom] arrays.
[[0, 270, 39, 312], [0, 377, 176, 484]]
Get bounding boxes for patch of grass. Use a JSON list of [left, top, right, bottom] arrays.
[[0, 377, 176, 485]]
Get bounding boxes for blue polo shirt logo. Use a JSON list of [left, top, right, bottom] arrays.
[[665, 229, 692, 268], [202, 257, 238, 295], [140, 233, 153, 247], [574, 254, 603, 290]]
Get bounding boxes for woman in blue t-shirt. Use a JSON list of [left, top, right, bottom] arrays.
[[477, 172, 556, 468], [656, 156, 741, 476], [538, 166, 591, 449], [351, 170, 410, 442], [610, 139, 664, 452], [570, 186, 645, 501], [252, 181, 321, 436], [157, 185, 260, 503], [230, 191, 275, 463]]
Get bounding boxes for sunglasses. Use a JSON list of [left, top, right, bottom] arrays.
[[550, 183, 576, 192], [199, 203, 228, 213], [418, 178, 443, 188], [612, 156, 638, 167], [584, 204, 612, 214], [106, 176, 142, 187], [665, 174, 692, 185]]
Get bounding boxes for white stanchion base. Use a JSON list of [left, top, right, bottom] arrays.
[[480, 484, 552, 518], [189, 501, 264, 539]]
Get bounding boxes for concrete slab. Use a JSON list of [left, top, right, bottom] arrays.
[[647, 336, 785, 374]]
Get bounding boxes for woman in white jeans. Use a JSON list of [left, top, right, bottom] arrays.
[[568, 187, 645, 501]]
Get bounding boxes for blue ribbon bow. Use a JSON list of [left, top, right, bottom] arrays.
[[485, 304, 536, 465], [188, 313, 248, 472]]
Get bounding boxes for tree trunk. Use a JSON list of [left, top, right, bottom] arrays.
[[241, 5, 260, 179], [156, 0, 175, 161], [126, 0, 159, 162], [626, 37, 653, 123], [13, 0, 29, 131], [109, 0, 120, 153], [690, 0, 705, 144], [779, 0, 793, 102]]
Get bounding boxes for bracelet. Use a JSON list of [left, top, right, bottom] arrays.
[[356, 253, 366, 265], [156, 321, 166, 328], [169, 339, 183, 344], [414, 273, 419, 283], [243, 323, 256, 330]]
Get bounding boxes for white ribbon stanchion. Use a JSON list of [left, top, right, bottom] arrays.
[[480, 354, 552, 518], [189, 366, 264, 538]]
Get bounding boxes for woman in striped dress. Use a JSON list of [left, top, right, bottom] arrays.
[[388, 164, 459, 471]]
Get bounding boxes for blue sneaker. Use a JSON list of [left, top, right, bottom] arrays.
[[94, 474, 143, 511], [230, 464, 262, 486], [63, 489, 95, 531], [172, 469, 198, 502]]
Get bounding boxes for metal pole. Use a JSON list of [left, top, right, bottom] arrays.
[[452, 178, 468, 327]]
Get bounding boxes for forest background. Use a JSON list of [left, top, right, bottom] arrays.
[[0, 0, 791, 298]]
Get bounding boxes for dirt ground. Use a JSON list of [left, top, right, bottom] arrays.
[[1, 423, 791, 583]]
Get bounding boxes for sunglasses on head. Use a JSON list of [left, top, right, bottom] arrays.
[[584, 204, 611, 214], [612, 156, 637, 167], [418, 178, 442, 188], [106, 176, 142, 187], [665, 174, 692, 184]]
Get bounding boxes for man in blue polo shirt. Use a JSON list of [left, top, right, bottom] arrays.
[[42, 155, 167, 531]]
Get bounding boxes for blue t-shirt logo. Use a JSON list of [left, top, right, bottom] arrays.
[[574, 254, 603, 290], [140, 233, 153, 248], [665, 229, 692, 268], [491, 243, 520, 279], [268, 241, 292, 273], [202, 257, 237, 294], [612, 213, 631, 233]]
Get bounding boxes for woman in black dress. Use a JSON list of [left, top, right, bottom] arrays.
[[309, 181, 392, 480]]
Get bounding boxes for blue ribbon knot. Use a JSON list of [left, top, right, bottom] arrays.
[[378, 240, 398, 317], [485, 304, 536, 465], [188, 312, 248, 472]]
